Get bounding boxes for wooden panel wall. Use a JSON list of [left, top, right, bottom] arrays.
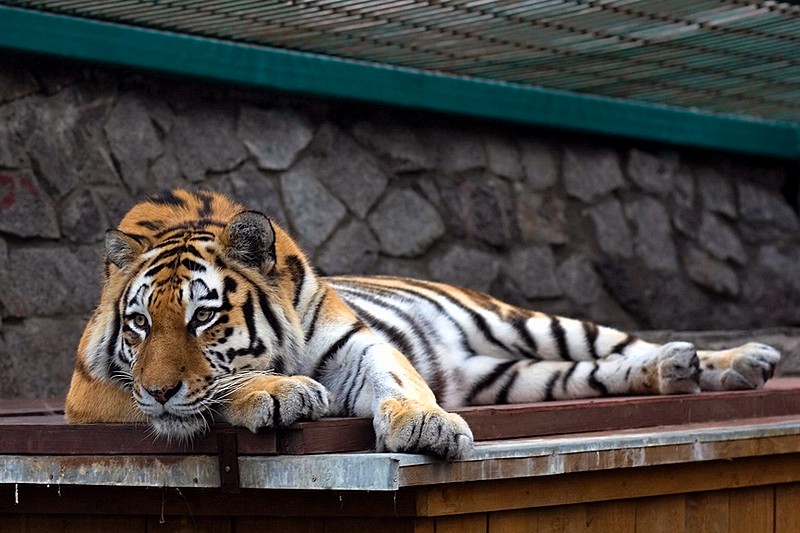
[[4, 483, 800, 532]]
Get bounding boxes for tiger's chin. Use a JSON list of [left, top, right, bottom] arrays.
[[149, 412, 209, 443]]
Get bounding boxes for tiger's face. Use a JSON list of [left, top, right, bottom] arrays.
[[101, 210, 291, 440]]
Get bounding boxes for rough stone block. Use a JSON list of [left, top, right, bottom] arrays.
[[519, 139, 558, 191], [373, 257, 430, 280], [238, 105, 313, 171], [696, 165, 736, 218], [758, 245, 800, 293], [0, 63, 39, 103], [0, 171, 59, 238], [564, 145, 625, 201], [683, 246, 740, 297], [308, 123, 388, 218], [517, 192, 568, 244], [351, 118, 436, 173], [738, 181, 799, 231], [280, 163, 346, 250], [484, 134, 524, 180], [625, 197, 679, 272], [316, 220, 379, 275], [0, 100, 30, 168], [584, 199, 634, 258], [430, 244, 499, 293], [502, 246, 562, 299], [172, 105, 247, 182], [368, 189, 444, 257], [437, 174, 518, 248], [429, 127, 486, 173], [60, 188, 106, 243], [558, 253, 603, 305], [149, 151, 190, 191], [26, 85, 120, 198], [697, 212, 747, 265], [0, 245, 102, 317], [228, 163, 288, 226], [105, 92, 163, 193], [95, 188, 136, 228], [626, 148, 678, 195], [0, 316, 85, 399]]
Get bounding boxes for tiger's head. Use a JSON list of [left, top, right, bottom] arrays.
[[76, 190, 306, 440]]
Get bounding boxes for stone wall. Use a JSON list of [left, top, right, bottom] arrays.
[[1, 55, 799, 398]]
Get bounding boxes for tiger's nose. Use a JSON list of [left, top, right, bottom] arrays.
[[145, 382, 182, 404]]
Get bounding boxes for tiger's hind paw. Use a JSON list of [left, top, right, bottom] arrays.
[[657, 342, 701, 395], [375, 398, 473, 461], [720, 343, 780, 390]]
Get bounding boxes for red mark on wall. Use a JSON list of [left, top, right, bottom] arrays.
[[0, 174, 15, 209], [0, 173, 38, 210]]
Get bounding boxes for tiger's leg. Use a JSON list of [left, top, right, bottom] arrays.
[[463, 341, 702, 404], [310, 328, 473, 460], [466, 311, 780, 403]]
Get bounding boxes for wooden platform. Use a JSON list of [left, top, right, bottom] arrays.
[[3, 379, 800, 531]]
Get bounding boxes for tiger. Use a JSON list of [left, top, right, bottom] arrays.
[[65, 189, 781, 460]]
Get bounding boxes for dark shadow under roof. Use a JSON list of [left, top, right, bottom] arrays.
[[1, 1, 799, 158]]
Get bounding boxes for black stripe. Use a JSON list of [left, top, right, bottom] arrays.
[[311, 322, 364, 380], [149, 244, 203, 266], [304, 291, 327, 343], [610, 334, 637, 356], [543, 370, 561, 401], [582, 320, 600, 359], [144, 263, 167, 278], [257, 288, 285, 345], [194, 190, 214, 218], [154, 219, 227, 239], [148, 190, 187, 207], [588, 363, 609, 396], [550, 317, 571, 360], [404, 279, 511, 355], [509, 311, 539, 359], [467, 359, 517, 403], [345, 301, 417, 364], [181, 258, 207, 272], [343, 346, 370, 416], [137, 220, 163, 231], [561, 362, 579, 393], [495, 367, 520, 404], [331, 278, 476, 358], [285, 254, 306, 309]]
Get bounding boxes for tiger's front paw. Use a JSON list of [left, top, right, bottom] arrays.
[[224, 375, 330, 432], [374, 397, 473, 461]]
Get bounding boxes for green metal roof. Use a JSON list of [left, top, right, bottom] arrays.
[[0, 1, 799, 159]]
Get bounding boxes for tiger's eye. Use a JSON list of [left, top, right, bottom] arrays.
[[195, 309, 214, 323], [133, 314, 147, 328]]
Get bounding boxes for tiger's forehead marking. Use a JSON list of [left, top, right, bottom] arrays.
[[134, 233, 221, 309]]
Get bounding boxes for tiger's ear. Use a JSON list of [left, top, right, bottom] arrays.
[[105, 230, 149, 269], [223, 211, 276, 271]]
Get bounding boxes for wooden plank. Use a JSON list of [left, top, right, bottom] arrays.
[[0, 397, 64, 416], [435, 514, 488, 533], [0, 423, 277, 455], [64, 515, 146, 533], [728, 486, 774, 532], [0, 515, 66, 532], [684, 491, 729, 533], [0, 485, 419, 518], [235, 517, 324, 533], [323, 517, 420, 533], [147, 516, 232, 532], [2, 378, 799, 457], [415, 454, 800, 516], [634, 495, 685, 533], [775, 483, 800, 533]]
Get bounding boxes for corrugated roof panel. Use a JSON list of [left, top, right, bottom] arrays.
[[0, 0, 798, 156]]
